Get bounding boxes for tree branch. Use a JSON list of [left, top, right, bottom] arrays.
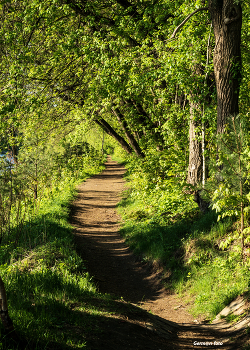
[[112, 108, 145, 157], [168, 7, 209, 40], [94, 117, 133, 154]]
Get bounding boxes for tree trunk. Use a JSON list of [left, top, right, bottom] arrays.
[[101, 129, 105, 154], [209, 0, 242, 133], [112, 108, 145, 158], [187, 101, 203, 187], [187, 101, 209, 212], [94, 117, 133, 154]]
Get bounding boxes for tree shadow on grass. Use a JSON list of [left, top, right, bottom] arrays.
[[0, 212, 238, 350], [1, 296, 238, 349], [1, 269, 238, 350], [2, 269, 175, 350]]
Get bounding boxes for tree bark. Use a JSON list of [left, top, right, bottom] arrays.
[[187, 101, 203, 187], [209, 0, 242, 133], [94, 117, 133, 154], [112, 108, 145, 158], [187, 100, 209, 212]]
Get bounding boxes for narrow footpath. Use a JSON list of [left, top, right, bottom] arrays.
[[70, 157, 241, 349]]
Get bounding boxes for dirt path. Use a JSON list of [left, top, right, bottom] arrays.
[[71, 157, 241, 349]]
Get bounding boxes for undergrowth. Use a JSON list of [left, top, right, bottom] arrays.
[[0, 155, 127, 350], [117, 153, 250, 320]]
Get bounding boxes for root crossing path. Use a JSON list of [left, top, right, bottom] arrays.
[[71, 157, 237, 350]]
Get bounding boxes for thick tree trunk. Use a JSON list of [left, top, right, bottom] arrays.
[[94, 117, 133, 154], [112, 108, 145, 158], [209, 0, 242, 133]]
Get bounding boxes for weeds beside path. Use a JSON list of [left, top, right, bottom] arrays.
[[70, 156, 241, 349]]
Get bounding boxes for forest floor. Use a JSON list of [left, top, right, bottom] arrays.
[[70, 157, 246, 350]]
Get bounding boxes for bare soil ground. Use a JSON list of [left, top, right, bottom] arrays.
[[70, 157, 245, 349]]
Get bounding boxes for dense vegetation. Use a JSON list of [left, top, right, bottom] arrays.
[[116, 150, 250, 320], [0, 122, 109, 347], [0, 0, 250, 347]]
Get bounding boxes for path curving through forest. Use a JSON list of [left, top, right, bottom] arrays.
[[70, 157, 241, 349]]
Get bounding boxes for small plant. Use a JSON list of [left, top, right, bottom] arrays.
[[220, 312, 245, 324]]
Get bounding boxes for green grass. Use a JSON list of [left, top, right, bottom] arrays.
[[3, 148, 250, 349], [0, 158, 126, 349], [117, 158, 250, 321]]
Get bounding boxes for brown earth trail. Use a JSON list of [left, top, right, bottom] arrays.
[[70, 157, 241, 350]]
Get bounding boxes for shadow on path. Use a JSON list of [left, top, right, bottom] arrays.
[[70, 157, 241, 349], [71, 157, 164, 304]]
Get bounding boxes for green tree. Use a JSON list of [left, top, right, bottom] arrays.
[[0, 0, 247, 203]]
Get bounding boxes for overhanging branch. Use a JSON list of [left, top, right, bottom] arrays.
[[111, 108, 145, 158], [94, 117, 133, 154], [168, 7, 209, 41]]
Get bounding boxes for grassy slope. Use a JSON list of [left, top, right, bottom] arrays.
[[1, 154, 172, 350], [0, 160, 128, 350], [116, 158, 250, 321], [2, 152, 250, 348]]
